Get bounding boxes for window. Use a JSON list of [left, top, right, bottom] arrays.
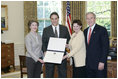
[[87, 1, 111, 36], [37, 1, 61, 35]]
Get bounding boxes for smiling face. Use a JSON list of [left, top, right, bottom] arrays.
[[86, 13, 96, 27], [50, 14, 59, 26], [30, 22, 38, 32], [73, 23, 82, 33]]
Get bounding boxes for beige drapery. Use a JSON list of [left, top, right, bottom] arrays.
[[62, 1, 86, 31], [111, 1, 117, 37], [24, 1, 37, 37]]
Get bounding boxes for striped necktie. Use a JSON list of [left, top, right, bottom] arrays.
[[55, 27, 58, 37]]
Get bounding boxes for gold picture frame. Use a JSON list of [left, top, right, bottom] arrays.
[[1, 5, 8, 30], [111, 37, 117, 47]]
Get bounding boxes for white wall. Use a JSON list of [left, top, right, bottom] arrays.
[[1, 1, 24, 44], [1, 1, 25, 66]]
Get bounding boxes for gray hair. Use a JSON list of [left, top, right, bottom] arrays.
[[86, 12, 96, 19]]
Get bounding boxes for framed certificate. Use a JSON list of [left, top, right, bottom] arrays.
[[43, 37, 67, 64]]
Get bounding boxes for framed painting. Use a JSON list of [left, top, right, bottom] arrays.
[[1, 5, 8, 30]]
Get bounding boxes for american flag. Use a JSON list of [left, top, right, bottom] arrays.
[[66, 1, 72, 35]]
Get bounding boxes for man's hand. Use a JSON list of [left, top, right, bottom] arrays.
[[38, 59, 44, 64], [44, 52, 46, 56], [98, 62, 104, 70]]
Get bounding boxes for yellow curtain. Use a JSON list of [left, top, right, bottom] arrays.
[[24, 1, 37, 37], [24, 1, 37, 53], [111, 1, 117, 37], [62, 1, 86, 31]]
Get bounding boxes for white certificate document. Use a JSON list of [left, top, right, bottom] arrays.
[[43, 51, 64, 64], [47, 37, 67, 51], [43, 37, 67, 64]]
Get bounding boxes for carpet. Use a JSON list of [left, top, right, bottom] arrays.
[[1, 71, 27, 78], [1, 71, 43, 78]]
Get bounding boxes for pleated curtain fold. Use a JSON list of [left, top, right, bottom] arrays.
[[24, 1, 37, 37], [62, 1, 86, 31], [111, 1, 117, 37]]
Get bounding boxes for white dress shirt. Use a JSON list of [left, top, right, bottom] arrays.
[[52, 25, 59, 37], [87, 24, 96, 43]]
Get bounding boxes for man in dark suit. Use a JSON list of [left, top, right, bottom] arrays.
[[84, 12, 109, 78], [42, 12, 70, 78]]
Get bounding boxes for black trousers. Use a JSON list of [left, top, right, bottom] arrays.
[[72, 58, 87, 78], [26, 57, 42, 78], [86, 67, 107, 78], [45, 59, 67, 78]]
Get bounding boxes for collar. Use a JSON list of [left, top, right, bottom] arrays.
[[88, 24, 96, 31], [30, 31, 38, 37], [52, 25, 59, 29], [89, 24, 96, 31]]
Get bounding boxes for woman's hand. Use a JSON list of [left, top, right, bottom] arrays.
[[38, 59, 44, 64], [65, 44, 69, 48], [62, 55, 68, 60]]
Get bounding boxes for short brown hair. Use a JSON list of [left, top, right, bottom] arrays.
[[72, 19, 82, 30], [72, 19, 82, 26], [28, 20, 39, 29]]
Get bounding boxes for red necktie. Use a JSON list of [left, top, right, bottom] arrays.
[[88, 28, 92, 44]]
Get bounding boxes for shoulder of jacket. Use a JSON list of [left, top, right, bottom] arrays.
[[71, 33, 75, 37], [25, 33, 32, 40], [60, 25, 67, 29], [44, 25, 51, 30], [25, 33, 30, 38], [96, 24, 107, 31], [60, 24, 66, 27], [78, 30, 83, 35], [84, 27, 89, 32]]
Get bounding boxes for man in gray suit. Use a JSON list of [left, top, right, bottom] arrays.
[[42, 12, 70, 78]]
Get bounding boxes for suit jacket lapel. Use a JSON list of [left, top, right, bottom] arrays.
[[59, 25, 62, 38], [85, 28, 89, 46], [49, 25, 55, 37], [89, 24, 98, 45]]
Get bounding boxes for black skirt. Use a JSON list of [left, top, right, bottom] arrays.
[[72, 57, 87, 78]]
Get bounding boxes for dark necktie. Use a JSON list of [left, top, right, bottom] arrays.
[[55, 27, 58, 37]]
